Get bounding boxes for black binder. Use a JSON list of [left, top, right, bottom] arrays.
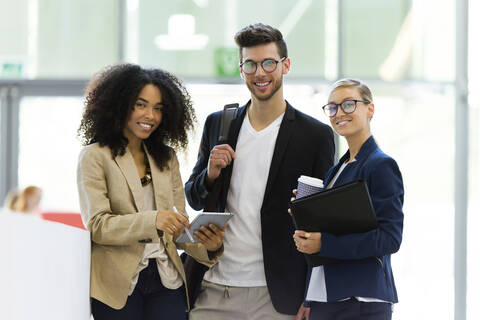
[[290, 180, 378, 267]]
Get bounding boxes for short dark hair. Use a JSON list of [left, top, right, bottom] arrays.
[[78, 64, 196, 170], [234, 23, 287, 61]]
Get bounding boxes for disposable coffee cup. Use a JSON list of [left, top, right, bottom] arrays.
[[296, 175, 324, 199]]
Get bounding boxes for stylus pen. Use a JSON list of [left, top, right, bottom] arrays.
[[173, 206, 195, 242]]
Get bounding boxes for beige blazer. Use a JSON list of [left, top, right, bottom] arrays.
[[77, 143, 220, 310]]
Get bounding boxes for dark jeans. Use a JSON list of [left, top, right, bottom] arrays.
[[310, 298, 392, 320], [91, 259, 187, 320]]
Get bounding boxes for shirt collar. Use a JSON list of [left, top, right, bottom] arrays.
[[338, 135, 377, 163]]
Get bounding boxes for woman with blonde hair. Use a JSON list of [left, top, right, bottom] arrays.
[[294, 79, 404, 320]]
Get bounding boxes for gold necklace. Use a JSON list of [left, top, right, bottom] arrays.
[[140, 154, 152, 187]]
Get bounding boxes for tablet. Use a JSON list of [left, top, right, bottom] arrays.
[[175, 212, 233, 243]]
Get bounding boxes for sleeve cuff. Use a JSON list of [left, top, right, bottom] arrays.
[[199, 171, 211, 197], [207, 244, 224, 260]]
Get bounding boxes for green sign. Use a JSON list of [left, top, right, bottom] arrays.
[[214, 47, 240, 78], [1, 62, 23, 78]]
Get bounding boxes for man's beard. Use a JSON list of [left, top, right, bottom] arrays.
[[247, 78, 283, 101]]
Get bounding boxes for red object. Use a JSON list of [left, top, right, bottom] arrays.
[[41, 212, 87, 230]]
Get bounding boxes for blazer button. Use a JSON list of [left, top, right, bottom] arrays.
[[139, 238, 152, 243]]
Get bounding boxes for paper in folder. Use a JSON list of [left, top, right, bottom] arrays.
[[290, 180, 378, 267]]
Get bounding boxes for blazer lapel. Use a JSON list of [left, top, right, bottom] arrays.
[[114, 148, 144, 212], [324, 152, 349, 187], [263, 102, 295, 200], [146, 146, 170, 212]]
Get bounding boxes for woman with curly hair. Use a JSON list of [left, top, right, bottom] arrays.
[[77, 64, 225, 320]]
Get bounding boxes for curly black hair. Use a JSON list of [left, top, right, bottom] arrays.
[[78, 64, 196, 170]]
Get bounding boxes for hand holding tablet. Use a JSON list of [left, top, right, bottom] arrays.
[[176, 212, 233, 243]]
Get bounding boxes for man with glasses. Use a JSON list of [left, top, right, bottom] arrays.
[[185, 23, 335, 319]]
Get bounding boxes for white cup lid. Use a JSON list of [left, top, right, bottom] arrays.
[[298, 175, 324, 188]]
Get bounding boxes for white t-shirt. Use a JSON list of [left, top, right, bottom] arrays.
[[204, 111, 284, 287]]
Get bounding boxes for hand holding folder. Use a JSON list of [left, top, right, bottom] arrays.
[[290, 180, 378, 267]]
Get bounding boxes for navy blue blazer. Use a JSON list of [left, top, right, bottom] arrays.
[[185, 101, 335, 314], [309, 135, 404, 303]]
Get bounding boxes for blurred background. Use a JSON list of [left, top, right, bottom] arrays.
[[0, 0, 478, 319]]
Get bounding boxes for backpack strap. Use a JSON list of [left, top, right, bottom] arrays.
[[204, 103, 238, 212], [218, 103, 239, 143]]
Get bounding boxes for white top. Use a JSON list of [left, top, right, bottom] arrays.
[[204, 111, 284, 286], [306, 160, 389, 303], [129, 182, 183, 294]]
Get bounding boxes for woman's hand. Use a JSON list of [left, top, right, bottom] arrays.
[[293, 230, 322, 254], [295, 304, 310, 320], [290, 190, 322, 255], [155, 210, 190, 237], [194, 224, 225, 252]]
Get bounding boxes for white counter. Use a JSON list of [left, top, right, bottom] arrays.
[[0, 211, 91, 320]]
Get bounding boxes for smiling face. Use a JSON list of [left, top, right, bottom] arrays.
[[123, 84, 163, 145], [328, 86, 374, 139], [240, 42, 290, 101]]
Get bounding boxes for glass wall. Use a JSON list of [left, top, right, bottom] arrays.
[[18, 97, 84, 212], [342, 0, 410, 79], [0, 0, 456, 82], [129, 0, 327, 78], [371, 83, 455, 319], [342, 0, 454, 82], [0, 0, 119, 79]]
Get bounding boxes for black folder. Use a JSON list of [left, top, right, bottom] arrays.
[[290, 180, 378, 267]]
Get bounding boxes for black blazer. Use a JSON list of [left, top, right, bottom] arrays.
[[185, 100, 335, 315]]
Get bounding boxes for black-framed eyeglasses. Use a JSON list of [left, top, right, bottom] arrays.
[[322, 99, 370, 117], [239, 57, 286, 74]]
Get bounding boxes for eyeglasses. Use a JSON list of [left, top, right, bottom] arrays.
[[239, 57, 286, 74], [322, 99, 370, 117]]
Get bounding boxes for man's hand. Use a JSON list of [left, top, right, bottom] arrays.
[[156, 211, 190, 237], [194, 224, 225, 252], [295, 304, 310, 320], [206, 144, 236, 186], [293, 230, 322, 254]]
